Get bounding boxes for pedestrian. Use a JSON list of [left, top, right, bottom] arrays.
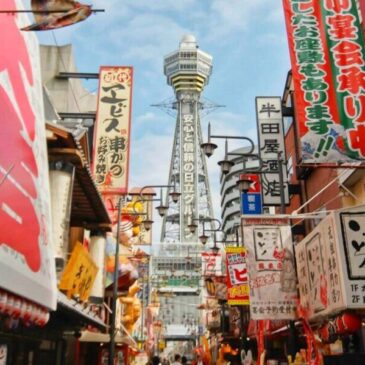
[[171, 354, 181, 365], [162, 358, 170, 365], [181, 356, 188, 365]]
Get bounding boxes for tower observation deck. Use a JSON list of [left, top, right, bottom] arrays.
[[161, 34, 214, 243]]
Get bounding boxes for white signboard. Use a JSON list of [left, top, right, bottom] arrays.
[[255, 97, 289, 206], [201, 252, 222, 276], [0, 1, 57, 310], [295, 208, 365, 321], [243, 218, 298, 320], [295, 214, 344, 320]]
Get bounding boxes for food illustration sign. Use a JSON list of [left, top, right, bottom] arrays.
[[93, 67, 133, 194], [0, 0, 56, 310], [243, 218, 298, 320]]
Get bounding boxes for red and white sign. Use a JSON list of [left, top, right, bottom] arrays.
[[0, 0, 56, 310], [225, 246, 249, 305], [201, 252, 222, 276]]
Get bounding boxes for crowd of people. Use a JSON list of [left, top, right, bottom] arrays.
[[148, 353, 205, 365]]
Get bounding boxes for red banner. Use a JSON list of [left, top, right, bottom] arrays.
[[225, 247, 249, 305], [283, 0, 343, 162]]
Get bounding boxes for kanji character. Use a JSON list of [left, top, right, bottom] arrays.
[[338, 66, 365, 94], [332, 40, 364, 67], [327, 14, 356, 40], [324, 0, 351, 12], [259, 102, 280, 117], [110, 136, 126, 152], [96, 164, 106, 175], [297, 50, 323, 64], [295, 38, 321, 51]]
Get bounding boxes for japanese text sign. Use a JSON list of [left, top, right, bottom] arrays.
[[59, 242, 98, 302], [202, 252, 222, 276], [295, 208, 365, 320], [243, 218, 298, 320], [255, 97, 289, 206], [0, 0, 57, 310], [92, 67, 133, 194], [225, 246, 249, 305], [241, 174, 263, 215], [283, 0, 365, 162]]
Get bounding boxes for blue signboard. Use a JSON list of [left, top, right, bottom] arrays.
[[241, 193, 262, 215]]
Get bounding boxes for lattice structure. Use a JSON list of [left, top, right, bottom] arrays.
[[160, 34, 214, 243]]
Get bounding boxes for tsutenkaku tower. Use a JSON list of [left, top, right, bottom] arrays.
[[161, 34, 214, 243]]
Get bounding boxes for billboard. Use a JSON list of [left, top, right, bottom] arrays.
[[255, 97, 289, 205], [296, 207, 365, 320], [92, 66, 133, 194], [283, 0, 365, 162], [225, 246, 249, 305], [202, 252, 222, 276], [243, 218, 298, 320], [0, 0, 57, 310]]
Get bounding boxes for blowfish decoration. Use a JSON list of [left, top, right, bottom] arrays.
[[22, 0, 92, 31]]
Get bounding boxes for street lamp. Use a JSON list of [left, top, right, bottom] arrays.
[[236, 175, 253, 193]]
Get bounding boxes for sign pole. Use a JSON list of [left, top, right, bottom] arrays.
[[108, 196, 123, 365]]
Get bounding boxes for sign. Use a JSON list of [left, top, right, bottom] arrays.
[[241, 174, 262, 215], [295, 208, 365, 321], [59, 242, 99, 301], [0, 0, 57, 310], [255, 97, 289, 205], [320, 0, 365, 160], [92, 66, 133, 194], [179, 96, 198, 242], [205, 276, 227, 300], [225, 246, 249, 305], [201, 252, 222, 276], [282, 0, 365, 163], [243, 218, 298, 320]]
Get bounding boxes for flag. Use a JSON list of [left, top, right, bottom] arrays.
[[22, 0, 92, 31]]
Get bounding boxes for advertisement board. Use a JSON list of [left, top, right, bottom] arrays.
[[255, 97, 289, 205], [92, 66, 133, 194], [295, 208, 365, 321], [0, 0, 57, 310], [283, 0, 365, 162], [201, 252, 222, 276], [243, 218, 298, 320], [240, 174, 262, 215], [225, 247, 249, 305]]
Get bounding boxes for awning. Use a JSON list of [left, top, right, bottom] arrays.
[[79, 330, 136, 347], [46, 122, 111, 228], [57, 292, 106, 329]]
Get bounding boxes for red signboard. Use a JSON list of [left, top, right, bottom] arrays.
[[0, 0, 56, 310], [283, 0, 344, 162], [225, 247, 249, 305], [320, 0, 365, 159]]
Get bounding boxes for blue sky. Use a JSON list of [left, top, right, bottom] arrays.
[[24, 0, 291, 233]]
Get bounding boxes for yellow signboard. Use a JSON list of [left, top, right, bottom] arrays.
[[59, 242, 99, 301]]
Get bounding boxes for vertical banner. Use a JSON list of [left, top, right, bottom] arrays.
[[240, 174, 262, 214], [0, 0, 57, 310], [321, 0, 365, 160], [179, 98, 198, 242], [243, 218, 298, 320], [92, 66, 133, 194], [225, 246, 249, 305], [283, 0, 351, 162], [255, 97, 289, 205]]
